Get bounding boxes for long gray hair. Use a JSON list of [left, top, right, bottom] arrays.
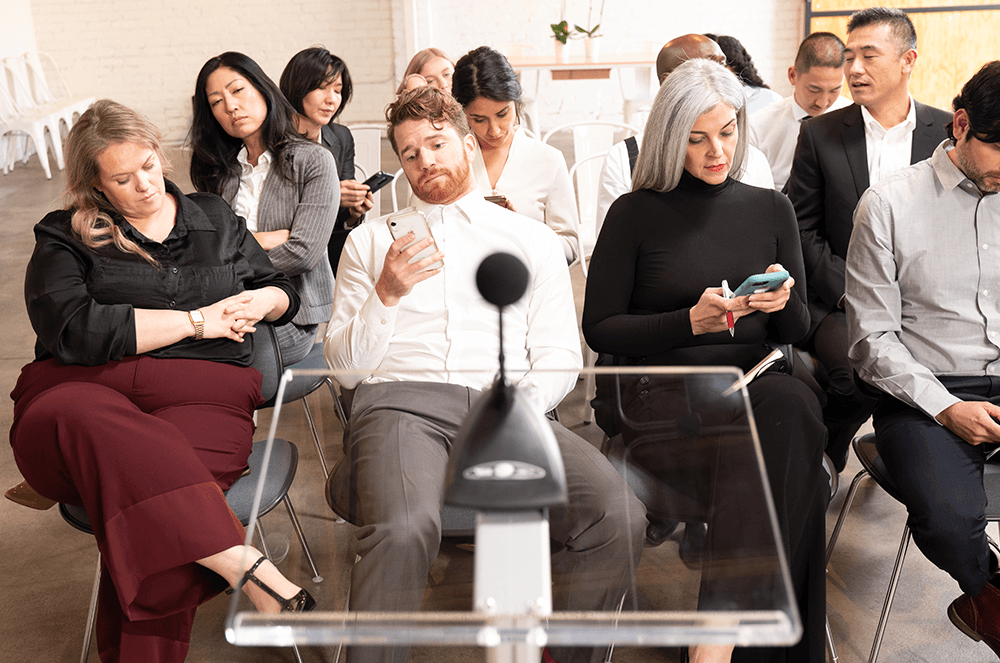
[[632, 58, 748, 193]]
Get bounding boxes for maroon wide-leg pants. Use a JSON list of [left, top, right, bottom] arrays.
[[9, 356, 263, 662]]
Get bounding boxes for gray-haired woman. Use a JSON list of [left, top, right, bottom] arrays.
[[583, 59, 827, 663]]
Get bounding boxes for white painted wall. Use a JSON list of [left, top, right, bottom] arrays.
[[2, 0, 39, 59], [412, 0, 805, 130], [24, 0, 804, 142]]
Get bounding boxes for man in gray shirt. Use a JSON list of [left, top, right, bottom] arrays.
[[846, 61, 1000, 654]]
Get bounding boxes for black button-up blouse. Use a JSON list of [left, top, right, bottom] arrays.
[[24, 180, 300, 367]]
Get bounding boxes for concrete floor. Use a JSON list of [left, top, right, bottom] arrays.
[[1, 141, 998, 663]]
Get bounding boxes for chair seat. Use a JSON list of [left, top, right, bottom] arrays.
[[59, 439, 300, 533], [855, 432, 1000, 519], [259, 342, 330, 408]]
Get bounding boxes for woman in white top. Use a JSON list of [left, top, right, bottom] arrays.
[[451, 46, 579, 263]]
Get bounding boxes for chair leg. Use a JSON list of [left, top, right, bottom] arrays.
[[869, 522, 912, 663], [255, 517, 273, 561], [80, 551, 101, 663], [300, 397, 330, 479], [283, 495, 323, 583], [825, 616, 839, 663], [826, 468, 871, 564]]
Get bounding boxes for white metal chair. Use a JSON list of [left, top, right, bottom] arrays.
[[390, 167, 411, 213], [15, 51, 94, 129], [347, 124, 384, 218], [825, 433, 1000, 663], [568, 150, 610, 422], [0, 84, 59, 179]]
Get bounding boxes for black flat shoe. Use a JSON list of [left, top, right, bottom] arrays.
[[240, 556, 316, 612], [679, 522, 708, 568]]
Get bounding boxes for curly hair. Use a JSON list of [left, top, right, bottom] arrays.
[[385, 86, 471, 155]]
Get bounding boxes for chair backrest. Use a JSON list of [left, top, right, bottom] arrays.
[[250, 321, 283, 404], [348, 124, 383, 218], [390, 167, 410, 213], [541, 121, 641, 152], [569, 150, 610, 271]]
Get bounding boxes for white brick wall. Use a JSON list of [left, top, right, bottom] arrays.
[[26, 0, 804, 142], [29, 0, 397, 144]]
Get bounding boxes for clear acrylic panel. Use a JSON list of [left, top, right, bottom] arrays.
[[225, 365, 800, 656]]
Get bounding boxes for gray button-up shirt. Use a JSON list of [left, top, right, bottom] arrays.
[[847, 140, 1000, 419]]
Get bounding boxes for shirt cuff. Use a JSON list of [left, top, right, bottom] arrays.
[[359, 289, 399, 338], [925, 391, 963, 424]]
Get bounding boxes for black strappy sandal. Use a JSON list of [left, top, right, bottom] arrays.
[[239, 555, 316, 612]]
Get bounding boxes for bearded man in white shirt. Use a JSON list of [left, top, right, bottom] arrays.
[[749, 31, 853, 191], [847, 61, 1000, 657], [324, 86, 645, 663]]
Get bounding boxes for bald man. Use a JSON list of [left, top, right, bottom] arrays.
[[596, 34, 774, 231]]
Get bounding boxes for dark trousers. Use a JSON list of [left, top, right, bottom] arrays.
[[620, 372, 829, 663], [808, 311, 878, 467], [9, 356, 259, 662], [874, 376, 1000, 596], [343, 381, 647, 663]]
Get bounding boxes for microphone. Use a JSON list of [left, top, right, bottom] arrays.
[[445, 253, 567, 510], [476, 252, 529, 308], [476, 252, 529, 386]]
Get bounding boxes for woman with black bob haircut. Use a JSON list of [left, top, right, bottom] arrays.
[[451, 46, 579, 263], [280, 46, 372, 273], [189, 51, 339, 365]]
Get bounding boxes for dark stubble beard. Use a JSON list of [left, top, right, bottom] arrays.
[[955, 140, 1000, 194]]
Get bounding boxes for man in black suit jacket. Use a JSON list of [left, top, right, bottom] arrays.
[[786, 7, 952, 470]]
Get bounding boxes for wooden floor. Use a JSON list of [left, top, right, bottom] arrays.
[[1, 141, 998, 663]]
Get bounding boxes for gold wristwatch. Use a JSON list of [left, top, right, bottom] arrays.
[[187, 309, 205, 340]]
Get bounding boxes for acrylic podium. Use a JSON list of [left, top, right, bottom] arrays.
[[224, 365, 801, 662]]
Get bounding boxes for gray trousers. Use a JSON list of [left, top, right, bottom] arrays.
[[344, 381, 646, 663]]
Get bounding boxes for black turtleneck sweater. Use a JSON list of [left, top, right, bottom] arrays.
[[582, 172, 809, 370]]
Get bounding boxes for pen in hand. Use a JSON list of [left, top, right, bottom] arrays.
[[721, 279, 735, 337]]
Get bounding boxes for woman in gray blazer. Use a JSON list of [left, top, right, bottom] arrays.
[[189, 51, 339, 365]]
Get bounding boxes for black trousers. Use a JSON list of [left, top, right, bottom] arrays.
[[874, 376, 1000, 596], [807, 311, 878, 467]]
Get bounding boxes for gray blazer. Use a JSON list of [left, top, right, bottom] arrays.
[[222, 139, 340, 326]]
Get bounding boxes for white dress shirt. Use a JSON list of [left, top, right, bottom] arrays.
[[745, 86, 783, 116], [470, 127, 580, 264], [847, 141, 1000, 420], [862, 96, 917, 186], [595, 135, 775, 235], [325, 190, 582, 413], [232, 147, 272, 232], [750, 94, 852, 191]]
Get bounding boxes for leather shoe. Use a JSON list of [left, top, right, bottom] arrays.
[[948, 580, 1000, 657], [679, 522, 708, 568], [645, 517, 679, 547]]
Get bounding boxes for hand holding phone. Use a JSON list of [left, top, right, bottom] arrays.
[[386, 208, 443, 271], [363, 171, 395, 194], [729, 269, 790, 298]]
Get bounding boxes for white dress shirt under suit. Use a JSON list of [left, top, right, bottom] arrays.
[[750, 94, 852, 191]]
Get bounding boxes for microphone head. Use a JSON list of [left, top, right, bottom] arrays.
[[476, 252, 529, 308]]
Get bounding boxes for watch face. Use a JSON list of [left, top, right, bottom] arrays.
[[191, 310, 205, 323]]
